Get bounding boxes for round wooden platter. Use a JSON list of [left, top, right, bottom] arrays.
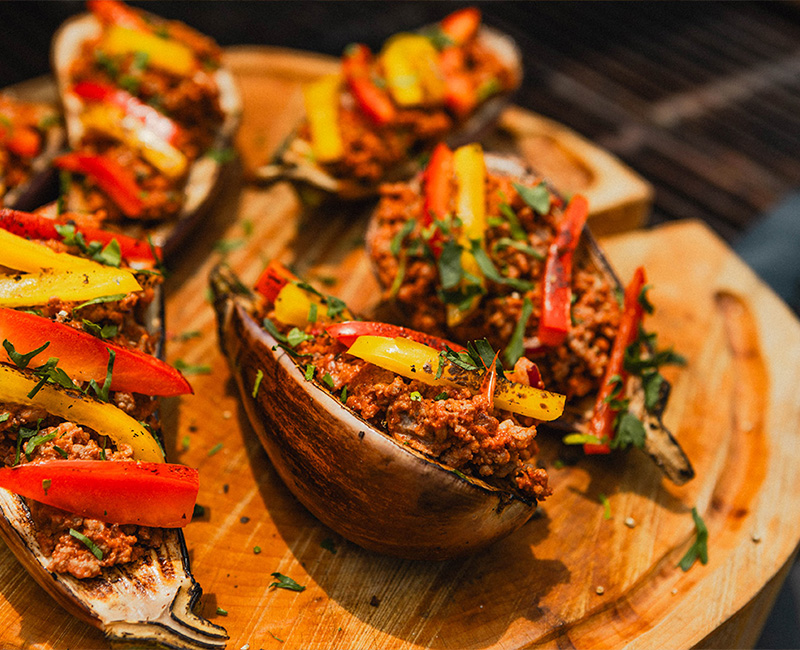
[[0, 47, 799, 650]]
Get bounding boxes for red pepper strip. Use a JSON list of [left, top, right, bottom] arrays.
[[439, 7, 482, 45], [584, 266, 647, 454], [0, 209, 160, 265], [0, 124, 41, 158], [87, 0, 150, 31], [422, 142, 454, 258], [0, 460, 197, 528], [72, 81, 181, 145], [538, 194, 590, 347], [54, 152, 144, 219], [326, 321, 466, 353], [254, 260, 299, 303], [0, 308, 192, 396], [342, 44, 396, 126]]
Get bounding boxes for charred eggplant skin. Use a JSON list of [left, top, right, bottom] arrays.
[[211, 264, 536, 561], [0, 284, 228, 649]]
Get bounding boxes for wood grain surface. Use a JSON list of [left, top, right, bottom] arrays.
[[0, 47, 798, 650]]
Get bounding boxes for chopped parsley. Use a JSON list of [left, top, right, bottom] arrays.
[[286, 327, 314, 348], [433, 391, 448, 401], [0, 413, 8, 423], [340, 386, 348, 403], [504, 297, 532, 367], [304, 364, 315, 381], [173, 359, 212, 375], [74, 294, 127, 311], [321, 373, 335, 389], [562, 433, 604, 446], [14, 419, 42, 465], [492, 237, 545, 260], [207, 442, 224, 457], [3, 339, 48, 369], [469, 240, 534, 292], [598, 493, 612, 520], [513, 182, 551, 215], [69, 528, 103, 560], [269, 572, 306, 592], [253, 546, 262, 554], [437, 239, 464, 290], [678, 507, 709, 571], [207, 147, 236, 164], [24, 433, 56, 461], [215, 607, 228, 616], [42, 478, 51, 496], [252, 369, 264, 398], [409, 391, 422, 402], [610, 412, 646, 450], [86, 349, 115, 402], [3, 340, 77, 398], [54, 224, 122, 267], [213, 238, 245, 255], [81, 319, 118, 339], [390, 219, 417, 257]]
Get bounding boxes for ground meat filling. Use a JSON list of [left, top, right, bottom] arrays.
[[0, 95, 57, 195], [263, 321, 550, 502], [0, 407, 162, 580], [369, 173, 621, 401]]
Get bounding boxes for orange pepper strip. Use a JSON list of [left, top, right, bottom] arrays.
[[584, 266, 647, 454], [342, 44, 396, 126]]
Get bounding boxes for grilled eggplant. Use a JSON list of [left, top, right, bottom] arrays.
[[255, 8, 522, 200], [0, 90, 65, 211], [366, 146, 694, 484], [51, 1, 242, 257], [0, 230, 227, 648], [211, 264, 548, 561]]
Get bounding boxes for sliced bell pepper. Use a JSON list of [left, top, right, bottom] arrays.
[[254, 260, 298, 303], [303, 75, 345, 163], [342, 44, 396, 126], [101, 24, 195, 77], [0, 269, 141, 308], [584, 266, 647, 454], [88, 0, 150, 31], [421, 142, 454, 257], [1, 228, 97, 273], [438, 47, 478, 118], [54, 152, 145, 218], [0, 364, 164, 462], [538, 194, 590, 347], [0, 460, 197, 528], [381, 34, 445, 106], [0, 208, 161, 265], [326, 320, 465, 352], [273, 282, 326, 328], [0, 309, 191, 396], [80, 104, 187, 178], [72, 80, 181, 146], [439, 7, 482, 45], [447, 143, 486, 327], [346, 335, 564, 420]]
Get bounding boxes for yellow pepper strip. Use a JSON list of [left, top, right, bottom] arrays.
[[381, 34, 445, 106], [81, 104, 187, 178], [0, 229, 99, 273], [303, 75, 344, 163], [346, 335, 565, 421], [274, 282, 325, 328], [0, 364, 164, 462], [273, 282, 353, 328], [0, 269, 141, 308], [101, 24, 194, 77], [447, 143, 487, 327]]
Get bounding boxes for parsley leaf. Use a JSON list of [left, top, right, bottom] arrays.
[[678, 507, 709, 571], [504, 297, 532, 367], [269, 572, 306, 592], [3, 339, 49, 369], [286, 327, 313, 348], [82, 319, 118, 340], [69, 528, 103, 560], [252, 369, 264, 398], [610, 411, 646, 450], [173, 359, 212, 375], [74, 294, 126, 311], [86, 349, 115, 402], [469, 240, 534, 292], [437, 239, 463, 289], [390, 219, 416, 257], [513, 182, 551, 215]]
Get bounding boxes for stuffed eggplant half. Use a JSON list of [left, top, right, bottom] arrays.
[[0, 93, 64, 210], [51, 0, 242, 256], [257, 7, 522, 199], [0, 210, 227, 648], [367, 143, 694, 484], [212, 262, 565, 560]]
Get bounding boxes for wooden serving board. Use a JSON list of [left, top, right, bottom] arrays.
[[1, 47, 799, 650]]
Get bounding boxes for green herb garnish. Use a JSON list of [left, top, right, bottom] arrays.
[[86, 349, 115, 402], [678, 507, 709, 571], [69, 528, 103, 560], [42, 478, 51, 496], [74, 294, 127, 311], [173, 359, 212, 375], [269, 572, 306, 592], [207, 442, 223, 457], [513, 182, 551, 215], [504, 297, 532, 367], [409, 391, 422, 402], [598, 493, 612, 520], [252, 369, 264, 398], [82, 319, 119, 339]]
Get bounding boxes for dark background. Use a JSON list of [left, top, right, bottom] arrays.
[[1, 2, 799, 646]]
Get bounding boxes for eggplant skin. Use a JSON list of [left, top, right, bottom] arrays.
[[211, 265, 537, 561], [0, 286, 228, 649]]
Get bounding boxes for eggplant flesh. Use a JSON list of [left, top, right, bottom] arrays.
[[0, 286, 228, 649], [51, 12, 243, 258], [210, 264, 537, 561], [366, 152, 694, 485], [255, 24, 522, 200]]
